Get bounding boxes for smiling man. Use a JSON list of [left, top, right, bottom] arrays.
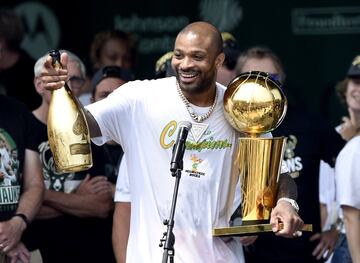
[[39, 21, 303, 263]]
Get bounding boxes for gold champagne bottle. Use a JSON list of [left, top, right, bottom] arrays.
[[47, 50, 92, 172]]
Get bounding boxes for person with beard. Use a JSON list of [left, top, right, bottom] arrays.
[[38, 22, 303, 263]]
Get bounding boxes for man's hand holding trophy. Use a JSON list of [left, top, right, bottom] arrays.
[[213, 71, 311, 238]]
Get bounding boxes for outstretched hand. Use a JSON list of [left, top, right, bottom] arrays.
[[39, 52, 69, 91], [270, 201, 304, 238]]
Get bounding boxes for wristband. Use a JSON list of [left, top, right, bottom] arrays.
[[12, 213, 30, 228]]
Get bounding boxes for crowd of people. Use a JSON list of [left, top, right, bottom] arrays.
[[0, 6, 359, 263]]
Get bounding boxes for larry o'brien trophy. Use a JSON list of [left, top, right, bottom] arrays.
[[213, 71, 311, 236]]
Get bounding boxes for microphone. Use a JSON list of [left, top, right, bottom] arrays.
[[170, 121, 192, 173]]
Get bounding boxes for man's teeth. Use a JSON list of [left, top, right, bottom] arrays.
[[181, 72, 196, 78]]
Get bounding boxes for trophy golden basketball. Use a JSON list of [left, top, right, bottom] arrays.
[[213, 71, 288, 236]]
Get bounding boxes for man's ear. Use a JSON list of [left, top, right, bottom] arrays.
[[34, 77, 44, 95], [215, 53, 225, 69]]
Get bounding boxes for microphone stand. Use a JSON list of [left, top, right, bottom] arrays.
[[159, 162, 183, 263]]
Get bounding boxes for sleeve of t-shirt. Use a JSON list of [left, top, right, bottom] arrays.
[[24, 106, 42, 152], [336, 142, 360, 210], [319, 160, 335, 205], [85, 81, 138, 147], [114, 155, 131, 202]]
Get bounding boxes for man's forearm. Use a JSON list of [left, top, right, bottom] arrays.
[[342, 205, 360, 263], [320, 203, 328, 229], [44, 190, 112, 218], [277, 173, 297, 200], [16, 183, 44, 221], [16, 150, 44, 221], [113, 202, 131, 263], [35, 205, 63, 219], [84, 108, 102, 138]]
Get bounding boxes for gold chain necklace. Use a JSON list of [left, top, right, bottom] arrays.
[[176, 81, 218, 123]]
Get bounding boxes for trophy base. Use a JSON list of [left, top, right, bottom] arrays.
[[212, 223, 313, 237]]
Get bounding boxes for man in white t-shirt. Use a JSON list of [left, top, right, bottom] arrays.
[[40, 21, 303, 263]]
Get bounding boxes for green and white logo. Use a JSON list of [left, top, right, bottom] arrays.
[[15, 2, 60, 59]]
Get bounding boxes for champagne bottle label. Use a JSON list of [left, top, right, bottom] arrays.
[[69, 113, 91, 155]]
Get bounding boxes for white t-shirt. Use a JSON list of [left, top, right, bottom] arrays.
[[319, 160, 337, 230], [86, 77, 244, 263], [115, 156, 130, 202], [335, 135, 360, 233]]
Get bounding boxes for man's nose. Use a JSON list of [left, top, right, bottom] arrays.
[[180, 56, 193, 69]]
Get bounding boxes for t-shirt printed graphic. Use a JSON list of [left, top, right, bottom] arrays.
[[38, 140, 77, 193], [0, 129, 21, 213]]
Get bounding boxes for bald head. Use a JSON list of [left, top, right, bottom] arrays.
[[178, 22, 223, 55], [172, 21, 225, 95]]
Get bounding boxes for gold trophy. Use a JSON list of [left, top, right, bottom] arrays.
[[213, 71, 310, 236]]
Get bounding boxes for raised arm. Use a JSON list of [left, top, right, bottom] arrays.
[[40, 52, 102, 138]]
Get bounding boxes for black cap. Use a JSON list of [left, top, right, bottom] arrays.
[[347, 55, 360, 78], [91, 66, 134, 91], [221, 32, 240, 70], [155, 51, 175, 78]]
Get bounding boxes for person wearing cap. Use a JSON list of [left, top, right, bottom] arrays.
[[23, 52, 115, 263], [154, 51, 175, 79], [89, 65, 133, 192], [332, 55, 360, 263], [91, 65, 133, 102], [216, 32, 240, 86], [336, 56, 360, 142]]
